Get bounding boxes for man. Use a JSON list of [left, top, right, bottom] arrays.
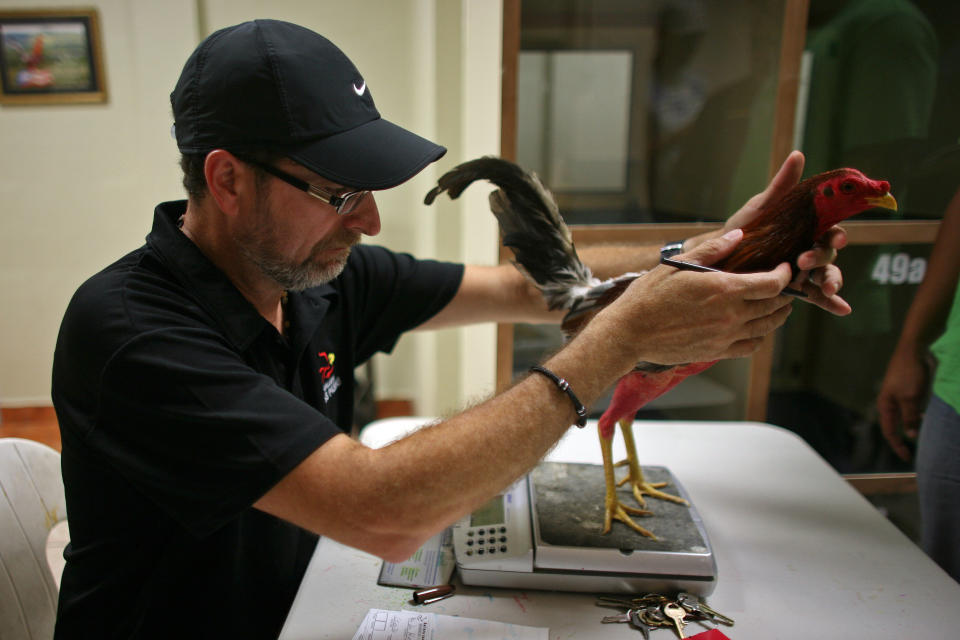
[[51, 19, 849, 638]]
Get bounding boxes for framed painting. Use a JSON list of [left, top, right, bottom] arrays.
[[0, 8, 106, 104]]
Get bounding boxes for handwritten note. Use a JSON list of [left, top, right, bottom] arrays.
[[351, 608, 548, 640]]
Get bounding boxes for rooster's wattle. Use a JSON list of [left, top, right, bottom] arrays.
[[425, 157, 897, 538]]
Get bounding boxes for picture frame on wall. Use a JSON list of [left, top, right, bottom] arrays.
[[0, 8, 106, 105]]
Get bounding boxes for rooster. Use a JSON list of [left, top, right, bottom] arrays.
[[425, 156, 897, 537]]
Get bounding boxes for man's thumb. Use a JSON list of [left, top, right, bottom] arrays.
[[681, 228, 743, 267]]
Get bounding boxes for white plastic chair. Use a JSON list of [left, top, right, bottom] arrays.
[[0, 438, 67, 639]]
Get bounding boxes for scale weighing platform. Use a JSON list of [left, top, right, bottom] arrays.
[[451, 461, 717, 595]]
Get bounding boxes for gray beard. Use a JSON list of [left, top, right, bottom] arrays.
[[239, 187, 357, 291], [240, 243, 351, 291]]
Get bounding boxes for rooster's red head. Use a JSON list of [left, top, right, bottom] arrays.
[[811, 168, 897, 239]]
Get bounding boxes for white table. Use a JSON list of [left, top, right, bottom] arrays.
[[280, 418, 960, 639]]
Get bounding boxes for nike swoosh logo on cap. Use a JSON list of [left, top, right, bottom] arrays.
[[353, 80, 366, 96]]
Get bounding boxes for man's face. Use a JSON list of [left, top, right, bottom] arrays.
[[235, 161, 380, 291]]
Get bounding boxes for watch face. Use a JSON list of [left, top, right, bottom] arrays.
[[661, 242, 685, 258]]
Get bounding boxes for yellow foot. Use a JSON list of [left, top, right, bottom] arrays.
[[602, 491, 656, 538], [614, 459, 689, 507]]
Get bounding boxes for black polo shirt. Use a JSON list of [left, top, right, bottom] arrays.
[[51, 200, 463, 638]]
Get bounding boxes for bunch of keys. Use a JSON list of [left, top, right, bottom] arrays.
[[597, 592, 734, 638]]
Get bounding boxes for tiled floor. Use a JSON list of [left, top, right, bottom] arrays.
[[0, 407, 61, 451], [0, 400, 415, 453]]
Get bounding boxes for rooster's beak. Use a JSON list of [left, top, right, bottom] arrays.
[[866, 193, 898, 211]]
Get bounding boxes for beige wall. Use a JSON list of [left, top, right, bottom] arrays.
[[0, 0, 501, 416]]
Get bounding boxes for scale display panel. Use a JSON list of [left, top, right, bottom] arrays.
[[470, 495, 505, 527]]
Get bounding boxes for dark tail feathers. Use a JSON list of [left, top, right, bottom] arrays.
[[424, 156, 595, 310]]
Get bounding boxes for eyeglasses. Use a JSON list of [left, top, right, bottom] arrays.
[[241, 158, 370, 216]]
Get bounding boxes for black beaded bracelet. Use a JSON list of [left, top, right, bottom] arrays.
[[529, 365, 588, 427]]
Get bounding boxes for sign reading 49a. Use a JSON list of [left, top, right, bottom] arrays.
[[871, 253, 926, 285]]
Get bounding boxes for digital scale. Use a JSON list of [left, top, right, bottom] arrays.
[[451, 461, 717, 595]]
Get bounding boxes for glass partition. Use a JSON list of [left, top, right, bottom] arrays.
[[517, 0, 788, 225], [767, 0, 960, 473], [506, 0, 958, 477], [510, 0, 792, 421]]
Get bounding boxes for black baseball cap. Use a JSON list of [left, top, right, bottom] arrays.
[[170, 19, 446, 190]]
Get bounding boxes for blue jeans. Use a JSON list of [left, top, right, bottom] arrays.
[[917, 393, 960, 583]]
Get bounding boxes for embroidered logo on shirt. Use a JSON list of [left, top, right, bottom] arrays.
[[318, 352, 342, 403], [318, 352, 336, 380]]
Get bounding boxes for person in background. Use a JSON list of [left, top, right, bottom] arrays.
[[878, 185, 960, 583]]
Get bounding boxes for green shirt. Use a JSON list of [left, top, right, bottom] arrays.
[[932, 283, 960, 412]]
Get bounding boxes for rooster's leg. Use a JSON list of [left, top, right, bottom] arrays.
[[615, 418, 689, 507], [599, 428, 656, 538]]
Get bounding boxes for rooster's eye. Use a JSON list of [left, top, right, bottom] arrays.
[[840, 181, 856, 194]]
